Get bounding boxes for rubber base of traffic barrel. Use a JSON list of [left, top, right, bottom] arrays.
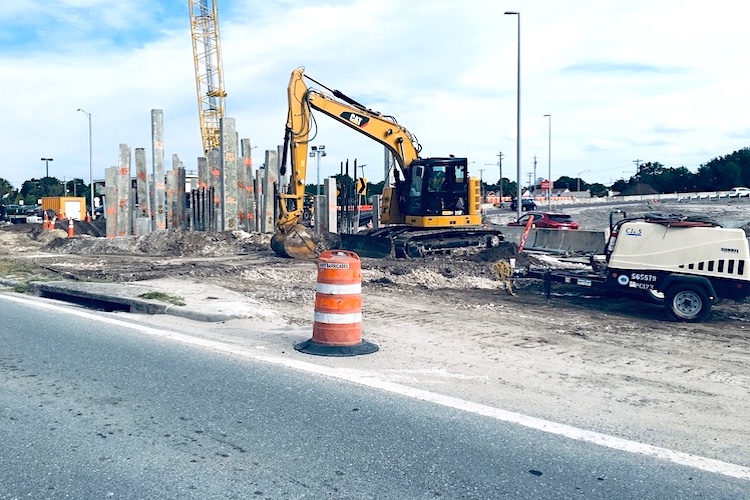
[[294, 339, 379, 357]]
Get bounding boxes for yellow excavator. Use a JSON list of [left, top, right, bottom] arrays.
[[271, 67, 503, 259]]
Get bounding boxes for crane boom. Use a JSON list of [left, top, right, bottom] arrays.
[[188, 0, 227, 154]]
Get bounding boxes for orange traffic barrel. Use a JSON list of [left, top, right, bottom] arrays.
[[294, 250, 378, 357]]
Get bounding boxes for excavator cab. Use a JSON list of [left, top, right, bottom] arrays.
[[403, 158, 469, 217]]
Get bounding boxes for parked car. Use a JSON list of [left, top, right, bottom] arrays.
[[23, 205, 43, 217], [507, 211, 579, 230], [509, 198, 537, 211], [728, 187, 750, 196], [2, 204, 27, 223]]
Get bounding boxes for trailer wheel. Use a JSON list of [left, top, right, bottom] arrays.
[[665, 284, 711, 322]]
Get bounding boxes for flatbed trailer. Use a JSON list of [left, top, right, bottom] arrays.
[[525, 268, 609, 298]]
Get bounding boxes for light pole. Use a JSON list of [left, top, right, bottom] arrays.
[[309, 145, 326, 195], [40, 158, 53, 178], [543, 114, 551, 209], [478, 168, 485, 203], [577, 169, 591, 196], [505, 11, 521, 218], [77, 108, 93, 214]]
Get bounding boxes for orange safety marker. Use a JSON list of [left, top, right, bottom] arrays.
[[67, 218, 75, 237], [42, 212, 50, 230], [295, 250, 378, 357], [517, 214, 535, 253]]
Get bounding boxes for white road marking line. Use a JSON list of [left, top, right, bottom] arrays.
[[4, 293, 749, 481]]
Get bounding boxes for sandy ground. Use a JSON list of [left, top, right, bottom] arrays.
[[1, 199, 749, 471]]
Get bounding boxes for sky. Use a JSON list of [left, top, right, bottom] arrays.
[[3, 0, 750, 192]]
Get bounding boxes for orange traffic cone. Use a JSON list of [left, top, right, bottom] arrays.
[[294, 250, 378, 357], [43, 212, 50, 230], [67, 218, 75, 237]]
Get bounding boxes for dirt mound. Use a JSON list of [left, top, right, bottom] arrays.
[[42, 229, 273, 257]]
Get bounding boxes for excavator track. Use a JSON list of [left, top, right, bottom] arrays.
[[339, 226, 504, 259]]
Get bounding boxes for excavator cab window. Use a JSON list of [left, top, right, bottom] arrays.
[[450, 163, 467, 214], [404, 158, 469, 216], [407, 166, 425, 214], [428, 166, 447, 192]]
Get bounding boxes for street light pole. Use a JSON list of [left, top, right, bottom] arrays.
[[309, 145, 327, 195], [40, 158, 53, 178], [77, 108, 93, 215], [478, 168, 485, 203], [543, 114, 551, 209], [505, 11, 522, 218], [497, 151, 503, 206]]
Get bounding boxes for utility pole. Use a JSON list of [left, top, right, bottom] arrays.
[[533, 155, 537, 191], [633, 159, 642, 178], [497, 151, 503, 204]]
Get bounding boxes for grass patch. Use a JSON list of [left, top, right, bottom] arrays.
[[11, 282, 29, 293], [0, 261, 24, 276], [137, 291, 186, 306]]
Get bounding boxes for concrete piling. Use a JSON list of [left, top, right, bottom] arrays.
[[101, 109, 274, 240], [117, 144, 131, 237], [134, 147, 151, 236], [166, 170, 177, 229], [151, 109, 167, 231], [105, 166, 117, 239], [220, 118, 238, 231], [172, 154, 186, 229], [263, 150, 278, 234], [241, 139, 257, 233]]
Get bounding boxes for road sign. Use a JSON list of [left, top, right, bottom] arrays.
[[541, 180, 550, 190], [356, 177, 367, 194]]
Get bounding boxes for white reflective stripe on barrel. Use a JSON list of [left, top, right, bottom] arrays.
[[314, 312, 363, 324], [316, 282, 362, 295]]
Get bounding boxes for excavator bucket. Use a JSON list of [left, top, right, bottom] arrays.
[[270, 224, 318, 259]]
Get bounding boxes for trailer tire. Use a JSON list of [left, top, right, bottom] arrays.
[[665, 284, 711, 322]]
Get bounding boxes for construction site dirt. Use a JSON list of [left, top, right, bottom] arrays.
[[1, 200, 750, 474]]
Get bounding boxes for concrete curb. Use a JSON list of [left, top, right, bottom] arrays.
[[27, 281, 241, 322]]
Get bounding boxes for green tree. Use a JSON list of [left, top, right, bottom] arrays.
[[556, 175, 588, 192], [0, 178, 15, 203], [695, 148, 750, 191], [0, 178, 13, 195], [20, 177, 65, 202], [588, 183, 608, 197]]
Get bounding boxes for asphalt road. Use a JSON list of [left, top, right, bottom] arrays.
[[1, 295, 747, 499]]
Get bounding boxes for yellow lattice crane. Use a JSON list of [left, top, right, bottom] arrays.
[[188, 0, 227, 154]]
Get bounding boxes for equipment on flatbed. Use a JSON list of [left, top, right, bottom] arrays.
[[525, 211, 750, 322], [271, 67, 503, 259]]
